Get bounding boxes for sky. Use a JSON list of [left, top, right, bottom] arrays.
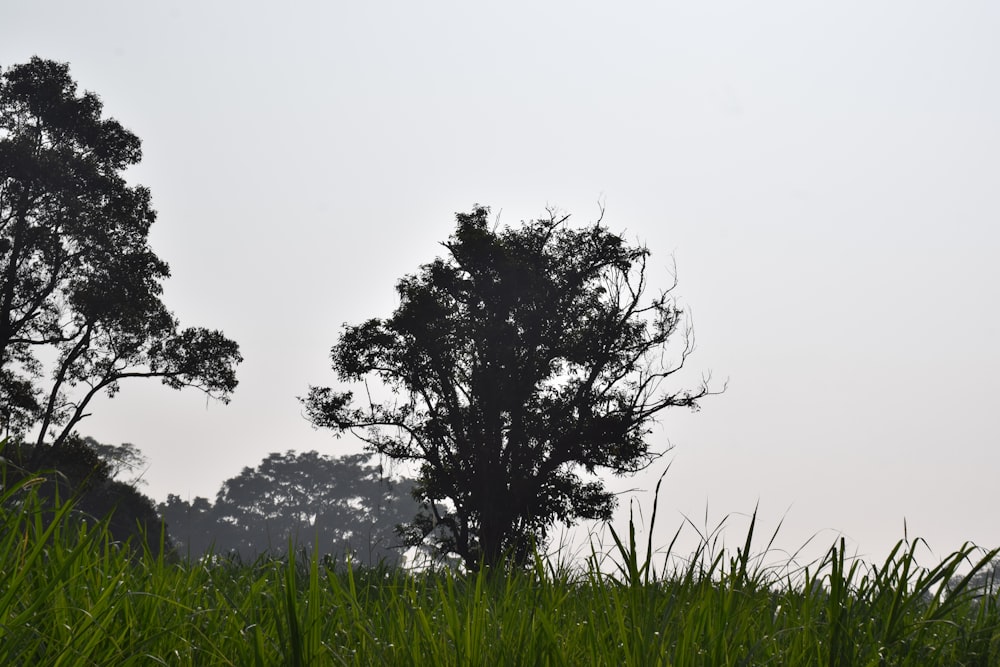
[[3, 1, 999, 570]]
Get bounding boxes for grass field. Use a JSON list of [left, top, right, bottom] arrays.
[[3, 471, 999, 666]]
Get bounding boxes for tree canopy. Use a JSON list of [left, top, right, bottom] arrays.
[[0, 57, 241, 452], [0, 435, 163, 554], [305, 206, 713, 570], [159, 450, 419, 566]]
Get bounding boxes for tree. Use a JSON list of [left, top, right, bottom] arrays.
[[304, 206, 713, 570], [1, 435, 165, 554], [0, 58, 241, 453], [157, 494, 217, 560], [84, 436, 148, 486], [159, 450, 419, 566]]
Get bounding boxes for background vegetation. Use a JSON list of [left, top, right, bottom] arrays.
[[159, 450, 420, 567], [3, 467, 999, 665], [3, 55, 1000, 665]]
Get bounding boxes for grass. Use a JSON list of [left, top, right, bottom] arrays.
[[2, 469, 1000, 665]]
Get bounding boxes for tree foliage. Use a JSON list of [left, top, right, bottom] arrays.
[[0, 435, 164, 553], [305, 206, 712, 570], [84, 436, 147, 486], [0, 57, 241, 451], [159, 450, 419, 566]]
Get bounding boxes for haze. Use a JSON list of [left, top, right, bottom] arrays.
[[3, 1, 998, 566]]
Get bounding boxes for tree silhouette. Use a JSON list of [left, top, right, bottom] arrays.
[[160, 451, 419, 566], [84, 436, 147, 486], [1, 435, 164, 554], [305, 206, 714, 570], [0, 58, 241, 454], [157, 493, 217, 560]]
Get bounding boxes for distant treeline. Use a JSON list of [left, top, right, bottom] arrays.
[[1, 437, 419, 567], [159, 449, 419, 566]]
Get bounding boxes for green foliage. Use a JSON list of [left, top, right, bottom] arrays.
[[0, 57, 240, 448], [1, 435, 164, 555], [4, 453, 998, 665], [306, 206, 712, 570]]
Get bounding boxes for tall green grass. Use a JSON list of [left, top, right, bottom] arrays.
[[2, 467, 999, 665]]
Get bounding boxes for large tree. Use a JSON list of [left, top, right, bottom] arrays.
[[0, 58, 240, 453], [305, 206, 713, 570], [159, 451, 419, 566]]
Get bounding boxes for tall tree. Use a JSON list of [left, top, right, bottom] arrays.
[[0, 58, 240, 451], [305, 206, 714, 570]]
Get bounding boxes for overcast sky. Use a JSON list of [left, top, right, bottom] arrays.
[[4, 1, 998, 568]]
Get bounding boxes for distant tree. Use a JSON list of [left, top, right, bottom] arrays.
[[304, 206, 714, 570], [157, 493, 217, 559], [79, 434, 148, 485], [0, 435, 164, 552], [0, 57, 241, 455], [954, 556, 1000, 598], [160, 451, 419, 566]]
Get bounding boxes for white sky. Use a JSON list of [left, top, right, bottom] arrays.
[[4, 1, 999, 568]]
